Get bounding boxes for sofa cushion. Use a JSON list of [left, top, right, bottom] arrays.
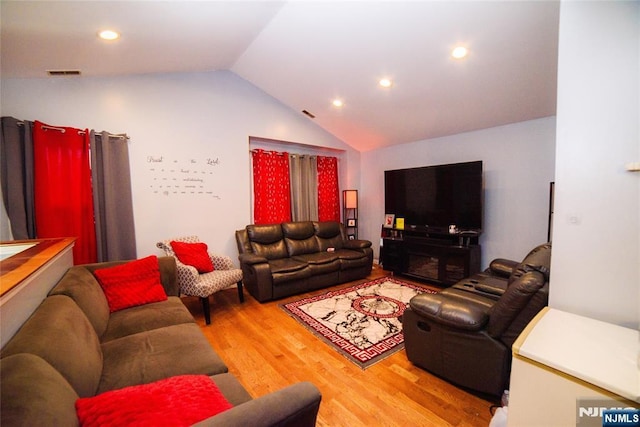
[[1, 354, 80, 427], [170, 241, 215, 273], [293, 253, 340, 275], [77, 375, 232, 427], [333, 248, 367, 261], [293, 252, 339, 265], [1, 295, 103, 398], [313, 221, 345, 251], [334, 248, 370, 270], [282, 221, 320, 256], [439, 287, 497, 310], [98, 323, 228, 393], [100, 296, 196, 342], [268, 258, 308, 274], [49, 266, 111, 338], [247, 224, 289, 259], [268, 258, 312, 285], [94, 255, 168, 313]]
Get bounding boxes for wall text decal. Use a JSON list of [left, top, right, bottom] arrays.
[[145, 155, 222, 198]]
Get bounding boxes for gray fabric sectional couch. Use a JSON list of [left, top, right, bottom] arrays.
[[0, 256, 321, 426]]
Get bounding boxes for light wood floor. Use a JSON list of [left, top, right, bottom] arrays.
[[183, 265, 497, 426]]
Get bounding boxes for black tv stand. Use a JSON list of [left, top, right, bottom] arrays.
[[380, 226, 481, 286]]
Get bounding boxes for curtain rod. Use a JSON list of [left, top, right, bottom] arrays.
[[250, 149, 286, 155], [250, 149, 332, 159], [39, 124, 129, 140], [94, 131, 130, 140], [13, 120, 127, 141]]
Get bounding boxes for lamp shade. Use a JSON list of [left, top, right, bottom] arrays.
[[343, 190, 358, 209]]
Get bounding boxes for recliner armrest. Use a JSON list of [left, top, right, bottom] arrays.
[[409, 293, 489, 331], [238, 253, 268, 265], [487, 258, 518, 277], [193, 382, 321, 427], [487, 270, 546, 338]]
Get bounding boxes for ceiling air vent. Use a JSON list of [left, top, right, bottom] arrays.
[[47, 70, 81, 76], [302, 110, 315, 119]]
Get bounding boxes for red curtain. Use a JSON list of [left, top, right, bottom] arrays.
[[33, 121, 97, 264], [252, 150, 291, 224], [317, 156, 340, 222]]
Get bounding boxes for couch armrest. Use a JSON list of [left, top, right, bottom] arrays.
[[237, 254, 274, 302], [157, 256, 179, 296], [487, 258, 518, 277], [238, 253, 268, 265], [409, 293, 489, 331], [193, 382, 321, 427], [344, 239, 372, 250]]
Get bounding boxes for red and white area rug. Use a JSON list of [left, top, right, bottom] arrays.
[[281, 276, 435, 369]]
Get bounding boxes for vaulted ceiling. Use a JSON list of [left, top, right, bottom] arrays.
[[1, 1, 560, 151]]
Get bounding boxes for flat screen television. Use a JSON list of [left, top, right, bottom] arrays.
[[384, 160, 483, 233]]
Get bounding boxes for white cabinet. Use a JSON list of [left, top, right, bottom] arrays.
[[508, 308, 639, 426]]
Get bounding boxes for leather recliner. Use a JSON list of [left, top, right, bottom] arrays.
[[402, 243, 551, 396]]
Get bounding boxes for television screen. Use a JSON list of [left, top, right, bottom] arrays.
[[384, 161, 483, 232]]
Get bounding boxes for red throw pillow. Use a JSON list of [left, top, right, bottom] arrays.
[[170, 241, 214, 273], [94, 255, 168, 313], [76, 375, 233, 427]]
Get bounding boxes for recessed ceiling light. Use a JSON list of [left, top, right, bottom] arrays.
[[332, 99, 344, 108], [98, 30, 120, 41], [379, 78, 393, 88], [451, 46, 468, 59]]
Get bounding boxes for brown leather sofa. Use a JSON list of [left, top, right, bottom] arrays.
[[236, 221, 373, 302], [402, 243, 551, 396]]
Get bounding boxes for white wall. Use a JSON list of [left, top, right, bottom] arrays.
[[551, 1, 639, 329], [360, 117, 556, 268], [1, 71, 361, 261]]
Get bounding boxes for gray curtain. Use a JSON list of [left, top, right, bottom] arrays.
[[289, 154, 318, 222], [0, 117, 35, 240], [0, 184, 12, 241], [90, 130, 137, 261]]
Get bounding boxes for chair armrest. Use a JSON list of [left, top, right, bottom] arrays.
[[409, 293, 489, 331], [238, 253, 268, 265], [487, 258, 519, 278], [344, 239, 372, 250], [193, 382, 321, 427], [209, 253, 235, 270], [174, 259, 200, 279]]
